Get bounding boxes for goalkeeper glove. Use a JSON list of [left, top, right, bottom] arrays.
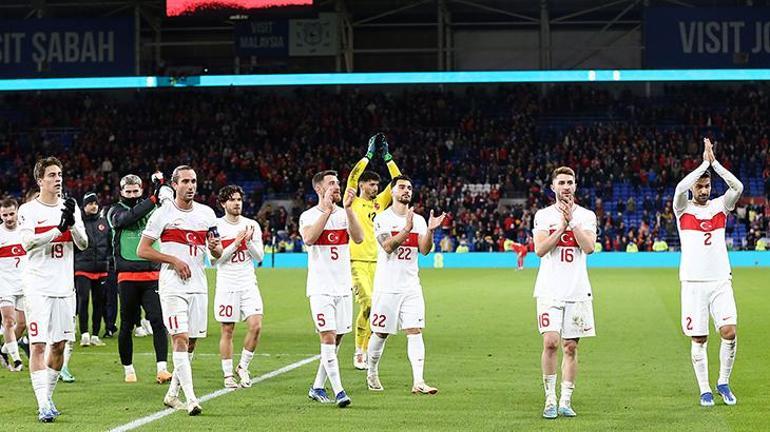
[[376, 135, 392, 162], [366, 134, 380, 159]]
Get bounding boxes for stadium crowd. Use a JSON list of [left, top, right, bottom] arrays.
[[0, 84, 768, 253]]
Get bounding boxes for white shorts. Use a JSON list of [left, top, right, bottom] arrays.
[[25, 293, 75, 344], [308, 295, 352, 334], [214, 288, 264, 323], [370, 291, 425, 334], [160, 293, 208, 338], [0, 294, 25, 312], [536, 298, 596, 339], [681, 280, 737, 336]]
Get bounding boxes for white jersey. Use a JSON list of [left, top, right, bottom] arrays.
[[0, 225, 25, 296], [533, 204, 596, 301], [373, 208, 427, 294], [299, 206, 352, 297], [214, 216, 262, 292], [675, 196, 731, 282], [142, 201, 217, 295], [17, 198, 86, 297]]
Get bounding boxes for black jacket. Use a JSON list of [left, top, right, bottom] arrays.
[[74, 212, 111, 273], [108, 198, 161, 273]]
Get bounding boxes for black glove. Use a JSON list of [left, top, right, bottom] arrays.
[[57, 198, 76, 232], [373, 133, 392, 162]]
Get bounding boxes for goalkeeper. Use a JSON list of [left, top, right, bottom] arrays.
[[347, 133, 401, 370]]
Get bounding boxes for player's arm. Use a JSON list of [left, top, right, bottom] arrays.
[[419, 210, 445, 255], [674, 139, 714, 213], [375, 159, 401, 209], [346, 134, 379, 192], [344, 188, 364, 244], [136, 235, 191, 280], [711, 160, 744, 211], [247, 224, 265, 262], [207, 233, 223, 260], [571, 215, 597, 255], [300, 213, 332, 246], [210, 232, 242, 265], [70, 204, 88, 251], [107, 198, 155, 230], [376, 208, 414, 254], [673, 160, 709, 213], [533, 209, 566, 257]]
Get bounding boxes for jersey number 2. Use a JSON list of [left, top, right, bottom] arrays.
[[704, 233, 712, 246]]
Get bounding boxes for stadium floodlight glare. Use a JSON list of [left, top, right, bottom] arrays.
[[3, 69, 770, 91]]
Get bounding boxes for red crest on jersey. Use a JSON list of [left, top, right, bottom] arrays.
[[549, 229, 578, 247], [314, 229, 350, 246], [679, 213, 726, 232]]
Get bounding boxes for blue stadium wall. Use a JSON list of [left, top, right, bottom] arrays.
[[257, 252, 770, 269]]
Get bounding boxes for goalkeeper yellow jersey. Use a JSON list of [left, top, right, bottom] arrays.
[[347, 157, 401, 262]]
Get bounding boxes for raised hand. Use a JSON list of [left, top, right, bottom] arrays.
[[343, 187, 356, 208], [427, 209, 446, 230], [321, 187, 335, 213], [404, 207, 414, 232], [703, 138, 715, 164], [366, 134, 379, 159]]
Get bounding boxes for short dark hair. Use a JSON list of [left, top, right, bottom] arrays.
[[171, 165, 194, 183], [551, 166, 576, 183], [390, 174, 412, 188], [218, 184, 245, 205], [359, 171, 381, 183], [0, 197, 18, 209], [312, 170, 338, 187], [698, 170, 712, 180], [33, 156, 63, 180]]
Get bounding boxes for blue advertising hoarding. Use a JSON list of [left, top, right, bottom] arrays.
[[234, 20, 289, 57], [0, 18, 134, 78], [645, 7, 770, 68]]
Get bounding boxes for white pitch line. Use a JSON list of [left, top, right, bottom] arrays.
[[82, 352, 318, 357], [109, 354, 320, 432]]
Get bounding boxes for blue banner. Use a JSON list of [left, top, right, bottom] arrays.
[[645, 7, 770, 68], [0, 18, 134, 78], [253, 251, 770, 269], [234, 20, 289, 57]]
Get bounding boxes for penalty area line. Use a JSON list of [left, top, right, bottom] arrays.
[[109, 354, 320, 432]]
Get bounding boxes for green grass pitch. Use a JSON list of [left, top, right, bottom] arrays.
[[0, 267, 767, 431]]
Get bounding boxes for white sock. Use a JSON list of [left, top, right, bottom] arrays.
[[718, 338, 737, 385], [312, 362, 327, 389], [543, 374, 557, 400], [5, 341, 20, 362], [173, 351, 197, 402], [188, 352, 194, 362], [222, 359, 234, 377], [239, 348, 254, 370], [560, 381, 575, 405], [31, 370, 50, 410], [157, 361, 168, 373], [63, 341, 73, 368], [1, 343, 6, 354], [46, 367, 59, 402], [166, 370, 180, 398], [406, 333, 425, 385], [691, 341, 711, 394], [367, 334, 387, 376], [320, 343, 343, 395], [124, 364, 135, 376]]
